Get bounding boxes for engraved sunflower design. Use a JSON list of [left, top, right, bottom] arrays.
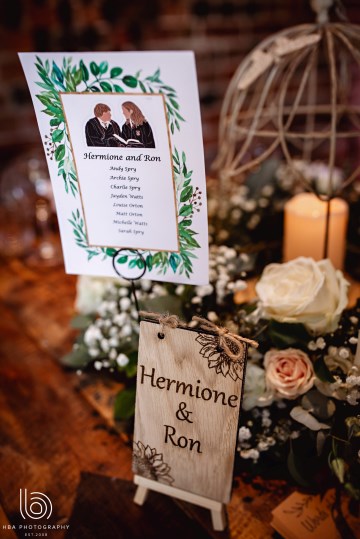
[[195, 333, 246, 382], [132, 441, 174, 485]]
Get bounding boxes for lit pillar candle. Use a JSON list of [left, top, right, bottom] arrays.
[[283, 193, 349, 270]]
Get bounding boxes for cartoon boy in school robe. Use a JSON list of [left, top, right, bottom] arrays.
[[85, 103, 121, 147]]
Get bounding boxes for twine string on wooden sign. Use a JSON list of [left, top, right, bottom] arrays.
[[192, 316, 258, 362], [139, 311, 184, 337], [139, 311, 258, 362]]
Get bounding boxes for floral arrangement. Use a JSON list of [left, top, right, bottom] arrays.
[[63, 159, 360, 518], [236, 257, 360, 508], [64, 255, 360, 510]]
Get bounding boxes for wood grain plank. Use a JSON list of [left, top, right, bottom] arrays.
[[65, 473, 213, 539], [0, 304, 132, 538], [134, 321, 244, 503]]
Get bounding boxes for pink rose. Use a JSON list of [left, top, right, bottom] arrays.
[[264, 348, 314, 399]]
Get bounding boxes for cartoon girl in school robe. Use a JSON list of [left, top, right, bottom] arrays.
[[120, 101, 156, 148]]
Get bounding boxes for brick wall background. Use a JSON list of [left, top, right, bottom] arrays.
[[0, 0, 360, 171]]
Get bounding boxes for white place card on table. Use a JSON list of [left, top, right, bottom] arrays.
[[19, 52, 208, 284]]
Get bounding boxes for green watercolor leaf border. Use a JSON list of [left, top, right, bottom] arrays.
[[34, 56, 200, 276]]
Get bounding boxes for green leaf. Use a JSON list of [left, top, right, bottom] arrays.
[[60, 346, 92, 368], [125, 363, 138, 378], [152, 252, 162, 266], [122, 75, 138, 88], [331, 458, 346, 484], [117, 255, 128, 264], [110, 67, 123, 78], [90, 61, 100, 76], [161, 85, 175, 92], [74, 68, 83, 85], [36, 81, 52, 91], [100, 81, 112, 92], [268, 320, 311, 348], [181, 232, 200, 248], [50, 118, 61, 126], [129, 259, 137, 268], [179, 204, 192, 217], [179, 219, 192, 228], [137, 258, 145, 269], [70, 314, 95, 329], [301, 390, 336, 420], [113, 84, 124, 93], [170, 122, 174, 134], [146, 254, 153, 271], [114, 388, 136, 420], [80, 60, 89, 82], [169, 253, 179, 273], [180, 185, 193, 203], [106, 248, 117, 256], [90, 85, 100, 92], [169, 97, 179, 110], [139, 80, 147, 92], [99, 61, 108, 74], [314, 357, 336, 383], [287, 446, 312, 488], [175, 111, 185, 122], [52, 129, 64, 143], [55, 144, 65, 161], [36, 94, 52, 107], [52, 61, 64, 83]]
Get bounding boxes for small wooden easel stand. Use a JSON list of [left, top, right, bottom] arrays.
[[133, 475, 227, 531]]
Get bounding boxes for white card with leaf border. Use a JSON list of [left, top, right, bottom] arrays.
[[19, 51, 208, 285]]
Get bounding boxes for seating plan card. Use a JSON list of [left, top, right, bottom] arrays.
[[19, 52, 208, 284]]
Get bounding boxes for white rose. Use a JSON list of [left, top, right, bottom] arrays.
[[255, 257, 349, 334], [75, 275, 117, 314]]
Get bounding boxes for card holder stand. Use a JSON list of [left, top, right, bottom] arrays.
[[112, 249, 146, 320], [133, 475, 227, 531]]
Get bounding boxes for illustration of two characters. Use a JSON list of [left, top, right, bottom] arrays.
[[85, 101, 155, 149]]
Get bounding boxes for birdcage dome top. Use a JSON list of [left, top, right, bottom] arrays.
[[214, 9, 360, 196]]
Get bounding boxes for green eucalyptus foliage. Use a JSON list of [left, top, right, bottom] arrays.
[[34, 56, 199, 275]]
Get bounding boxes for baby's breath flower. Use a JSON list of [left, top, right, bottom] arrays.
[[116, 353, 129, 367], [240, 448, 259, 462], [238, 426, 252, 442]]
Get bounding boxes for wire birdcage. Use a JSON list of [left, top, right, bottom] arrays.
[[213, 1, 360, 199]]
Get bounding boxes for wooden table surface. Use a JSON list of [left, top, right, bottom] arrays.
[[0, 255, 357, 539]]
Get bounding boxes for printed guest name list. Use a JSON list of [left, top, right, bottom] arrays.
[[61, 93, 178, 253], [77, 149, 178, 251]]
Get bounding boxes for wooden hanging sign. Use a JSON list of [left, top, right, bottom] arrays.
[[132, 314, 257, 519]]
